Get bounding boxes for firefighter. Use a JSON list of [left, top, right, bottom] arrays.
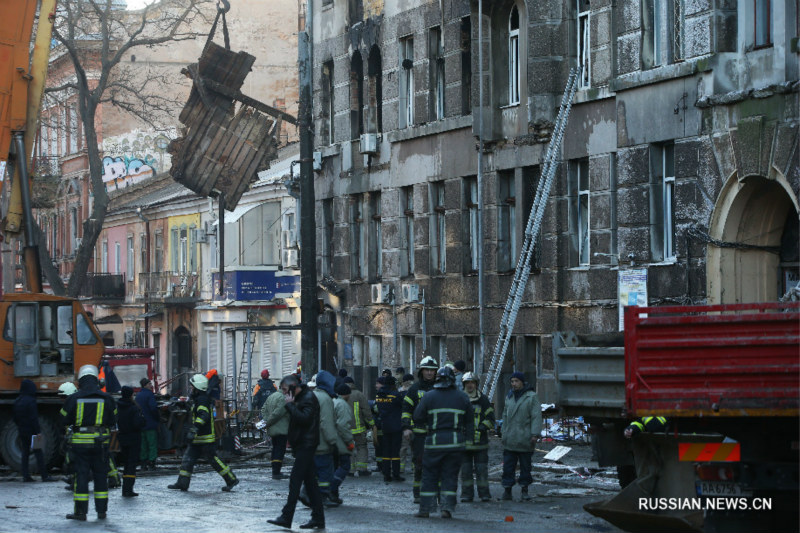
[[401, 356, 439, 503], [58, 382, 78, 491], [343, 377, 374, 476], [59, 365, 117, 521], [459, 372, 495, 502], [413, 366, 473, 519], [374, 376, 404, 482], [624, 416, 667, 438], [168, 374, 238, 492]]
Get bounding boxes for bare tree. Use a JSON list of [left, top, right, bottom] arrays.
[[38, 0, 213, 296]]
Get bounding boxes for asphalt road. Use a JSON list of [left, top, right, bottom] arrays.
[[0, 438, 622, 533]]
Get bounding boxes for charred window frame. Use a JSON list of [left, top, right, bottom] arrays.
[[322, 61, 335, 144], [351, 194, 365, 280], [399, 36, 415, 129], [460, 16, 472, 116], [568, 159, 590, 266], [464, 176, 479, 273], [401, 186, 415, 277], [368, 192, 382, 281], [577, 0, 591, 88], [429, 26, 445, 121], [367, 45, 383, 133], [497, 170, 517, 272], [522, 166, 543, 272], [350, 52, 364, 139], [430, 181, 446, 274]]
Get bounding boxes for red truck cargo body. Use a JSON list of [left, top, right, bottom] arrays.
[[624, 301, 800, 418]]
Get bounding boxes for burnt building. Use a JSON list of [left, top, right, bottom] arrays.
[[310, 0, 799, 401]]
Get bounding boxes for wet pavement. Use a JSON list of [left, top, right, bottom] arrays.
[[0, 437, 622, 533]]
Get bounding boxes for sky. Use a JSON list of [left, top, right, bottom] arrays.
[[126, 0, 155, 9]]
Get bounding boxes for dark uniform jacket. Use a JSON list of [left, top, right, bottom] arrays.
[[466, 393, 495, 450], [135, 387, 159, 430], [13, 379, 41, 435], [59, 380, 117, 447], [116, 397, 146, 447], [375, 387, 403, 433], [285, 384, 320, 453], [413, 387, 474, 450], [190, 390, 216, 444], [401, 378, 435, 434]]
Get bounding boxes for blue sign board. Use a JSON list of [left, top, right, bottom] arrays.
[[212, 270, 300, 302]]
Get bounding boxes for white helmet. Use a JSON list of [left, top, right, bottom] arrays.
[[418, 356, 438, 370], [462, 371, 479, 384], [308, 374, 317, 389], [78, 364, 99, 380], [58, 382, 78, 396], [190, 373, 209, 391]]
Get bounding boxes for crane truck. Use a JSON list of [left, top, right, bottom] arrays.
[[0, 0, 106, 472]]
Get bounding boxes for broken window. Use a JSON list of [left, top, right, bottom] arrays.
[[350, 52, 364, 139], [430, 181, 446, 274], [322, 61, 335, 144], [508, 6, 520, 104], [577, 0, 591, 88], [367, 45, 383, 133], [569, 159, 590, 266], [322, 199, 334, 276], [401, 186, 415, 277], [368, 192, 382, 281], [464, 176, 479, 273], [399, 36, 414, 129], [351, 194, 365, 280], [754, 0, 770, 47], [649, 143, 676, 261], [429, 26, 445, 121], [460, 16, 472, 116], [521, 165, 542, 272], [498, 170, 517, 272]]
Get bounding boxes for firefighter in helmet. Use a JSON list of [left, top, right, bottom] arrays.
[[401, 355, 439, 503]]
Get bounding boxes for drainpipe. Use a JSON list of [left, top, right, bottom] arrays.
[[477, 0, 486, 375]]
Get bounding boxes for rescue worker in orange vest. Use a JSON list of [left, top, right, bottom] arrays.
[[168, 374, 238, 492]]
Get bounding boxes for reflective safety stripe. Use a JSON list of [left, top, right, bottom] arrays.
[[318, 482, 330, 487], [74, 494, 89, 501], [420, 492, 437, 496], [179, 470, 192, 478], [352, 401, 364, 433], [271, 460, 283, 464], [95, 402, 104, 425], [413, 481, 421, 487], [59, 408, 67, 417], [441, 491, 457, 496], [123, 475, 136, 479], [95, 491, 108, 499]]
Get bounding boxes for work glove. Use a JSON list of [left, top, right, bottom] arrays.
[[186, 427, 198, 442]]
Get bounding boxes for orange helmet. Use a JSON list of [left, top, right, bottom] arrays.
[[206, 368, 218, 379]]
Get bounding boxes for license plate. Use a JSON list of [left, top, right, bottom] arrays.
[[696, 481, 751, 497]]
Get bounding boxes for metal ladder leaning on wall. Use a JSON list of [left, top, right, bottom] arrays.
[[482, 66, 582, 402]]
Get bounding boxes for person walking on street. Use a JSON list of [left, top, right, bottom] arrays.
[[267, 375, 325, 530], [375, 376, 404, 482], [500, 372, 542, 501], [402, 355, 439, 503], [261, 376, 290, 480], [460, 372, 495, 502], [60, 365, 117, 521], [136, 378, 159, 470], [13, 379, 55, 482], [343, 376, 374, 477], [117, 386, 145, 497], [413, 367, 474, 519], [167, 374, 238, 492], [310, 370, 339, 504], [329, 384, 356, 505]]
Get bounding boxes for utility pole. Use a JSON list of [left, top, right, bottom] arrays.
[[298, 2, 317, 378]]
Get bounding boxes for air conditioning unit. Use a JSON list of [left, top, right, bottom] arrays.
[[282, 229, 297, 249], [313, 151, 322, 171], [401, 283, 420, 303], [370, 283, 390, 304], [360, 133, 378, 155], [192, 228, 208, 244], [282, 249, 299, 268]]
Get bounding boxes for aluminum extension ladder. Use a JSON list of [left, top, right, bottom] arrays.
[[482, 67, 581, 401]]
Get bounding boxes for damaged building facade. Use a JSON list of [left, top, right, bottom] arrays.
[[311, 0, 799, 400]]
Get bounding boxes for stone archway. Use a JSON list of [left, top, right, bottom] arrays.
[[707, 173, 799, 304]]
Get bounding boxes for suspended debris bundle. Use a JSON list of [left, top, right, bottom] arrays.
[[168, 41, 295, 210]]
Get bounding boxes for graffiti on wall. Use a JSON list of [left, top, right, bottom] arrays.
[[101, 129, 174, 191]]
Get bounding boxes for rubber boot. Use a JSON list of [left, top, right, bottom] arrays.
[[521, 486, 531, 501], [168, 474, 190, 491], [96, 496, 108, 519], [502, 487, 512, 500], [122, 475, 138, 497]]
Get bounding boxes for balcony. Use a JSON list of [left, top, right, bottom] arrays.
[[77, 273, 125, 302], [30, 156, 60, 177], [139, 271, 200, 304]]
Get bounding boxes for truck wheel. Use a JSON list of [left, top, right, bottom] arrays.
[[0, 413, 62, 473]]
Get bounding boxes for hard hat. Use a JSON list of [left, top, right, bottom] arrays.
[[58, 382, 78, 396], [433, 366, 456, 389], [308, 374, 317, 389], [261, 369, 270, 380], [462, 371, 479, 384], [78, 364, 99, 380], [190, 373, 209, 391], [418, 356, 439, 370]]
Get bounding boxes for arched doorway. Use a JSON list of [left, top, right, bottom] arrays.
[[707, 174, 800, 303]]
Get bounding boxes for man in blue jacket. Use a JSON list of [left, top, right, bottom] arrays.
[[136, 378, 160, 470]]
